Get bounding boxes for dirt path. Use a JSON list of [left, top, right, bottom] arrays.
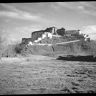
[[27, 40, 80, 46], [0, 55, 96, 94]]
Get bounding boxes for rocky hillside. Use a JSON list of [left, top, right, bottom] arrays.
[[19, 40, 96, 57]]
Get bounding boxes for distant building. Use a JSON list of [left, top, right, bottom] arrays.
[[21, 27, 85, 46], [31, 30, 45, 41], [65, 30, 80, 36], [31, 27, 58, 42], [44, 27, 56, 34]]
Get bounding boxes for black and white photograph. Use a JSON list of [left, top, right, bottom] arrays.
[[0, 2, 96, 94]]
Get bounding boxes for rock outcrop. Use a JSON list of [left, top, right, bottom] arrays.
[[57, 55, 96, 62]]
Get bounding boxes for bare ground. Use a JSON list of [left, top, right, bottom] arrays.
[[0, 55, 96, 94]]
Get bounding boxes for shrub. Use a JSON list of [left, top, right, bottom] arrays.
[[14, 43, 22, 54]]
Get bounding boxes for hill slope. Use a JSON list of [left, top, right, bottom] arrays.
[[18, 39, 96, 57]]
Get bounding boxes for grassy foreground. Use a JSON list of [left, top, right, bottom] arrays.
[[0, 55, 96, 94]]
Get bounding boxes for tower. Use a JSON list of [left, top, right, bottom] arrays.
[[52, 26, 57, 35]]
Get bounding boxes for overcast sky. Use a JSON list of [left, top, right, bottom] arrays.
[[0, 2, 96, 43]]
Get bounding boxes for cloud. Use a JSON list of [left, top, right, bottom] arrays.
[[80, 25, 96, 40], [0, 11, 18, 17], [0, 3, 21, 12], [0, 3, 50, 23], [55, 2, 96, 16], [0, 11, 40, 20]]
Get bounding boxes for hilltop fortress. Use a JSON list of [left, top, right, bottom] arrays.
[[21, 27, 90, 46], [1, 27, 96, 58], [15, 26, 91, 57]]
